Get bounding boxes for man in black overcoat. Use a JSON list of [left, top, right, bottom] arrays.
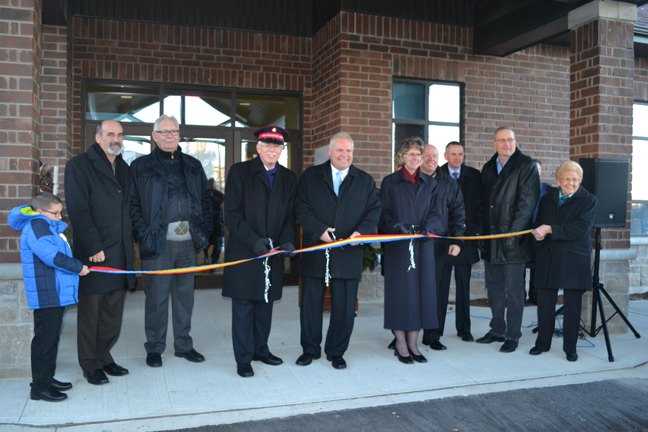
[[439, 142, 482, 343], [65, 120, 135, 385], [419, 144, 466, 351], [222, 126, 297, 378], [476, 127, 539, 353], [295, 132, 381, 370]]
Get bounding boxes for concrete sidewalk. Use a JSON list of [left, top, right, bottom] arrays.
[[1, 288, 646, 432]]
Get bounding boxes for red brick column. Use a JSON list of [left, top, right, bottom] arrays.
[[0, 0, 42, 263]]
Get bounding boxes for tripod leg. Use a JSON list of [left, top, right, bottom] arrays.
[[597, 286, 641, 339], [596, 287, 614, 362], [589, 285, 599, 337]]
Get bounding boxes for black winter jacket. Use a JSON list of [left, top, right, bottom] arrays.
[[130, 146, 213, 260], [478, 148, 539, 264], [432, 169, 466, 246]]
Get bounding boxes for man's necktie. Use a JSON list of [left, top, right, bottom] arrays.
[[334, 171, 342, 195], [452, 172, 458, 181]]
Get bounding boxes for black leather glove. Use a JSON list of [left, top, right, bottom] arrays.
[[252, 238, 271, 256], [502, 237, 516, 252], [279, 242, 295, 257], [393, 222, 415, 235], [419, 228, 432, 243]]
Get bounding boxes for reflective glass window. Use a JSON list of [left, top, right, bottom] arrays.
[[180, 138, 227, 191], [185, 93, 231, 126], [632, 102, 648, 235], [235, 94, 299, 129], [393, 82, 425, 120], [86, 85, 159, 122], [122, 135, 152, 165]]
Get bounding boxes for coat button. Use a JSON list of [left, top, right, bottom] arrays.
[[117, 189, 122, 193]]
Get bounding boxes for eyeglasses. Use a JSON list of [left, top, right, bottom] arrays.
[[155, 130, 180, 136], [403, 152, 422, 158], [42, 209, 64, 218], [495, 138, 516, 144], [258, 143, 285, 150], [560, 178, 580, 183]]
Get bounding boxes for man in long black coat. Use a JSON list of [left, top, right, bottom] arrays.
[[295, 132, 381, 370], [222, 126, 297, 378], [476, 127, 539, 353], [439, 142, 482, 342], [65, 120, 135, 385], [419, 144, 466, 351]]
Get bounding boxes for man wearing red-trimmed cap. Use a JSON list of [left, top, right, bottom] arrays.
[[223, 125, 297, 378]]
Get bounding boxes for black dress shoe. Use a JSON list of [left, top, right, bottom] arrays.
[[499, 340, 518, 353], [252, 353, 283, 366], [387, 338, 396, 350], [237, 363, 254, 377], [146, 353, 162, 367], [475, 333, 506, 344], [566, 352, 578, 362], [458, 333, 474, 342], [394, 349, 414, 364], [326, 355, 347, 369], [103, 362, 129, 376], [529, 346, 547, 356], [428, 340, 447, 351], [84, 369, 109, 385], [295, 352, 321, 366], [175, 349, 205, 363], [51, 378, 72, 391], [31, 386, 68, 402], [408, 348, 428, 363]]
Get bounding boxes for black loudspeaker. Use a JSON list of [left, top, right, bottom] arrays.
[[579, 158, 629, 228]]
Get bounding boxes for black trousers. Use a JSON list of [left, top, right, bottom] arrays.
[[300, 276, 359, 357], [77, 288, 125, 373], [231, 298, 274, 365], [31, 306, 66, 392], [432, 263, 473, 339], [535, 287, 586, 355]]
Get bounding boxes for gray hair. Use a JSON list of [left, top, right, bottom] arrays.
[[154, 114, 180, 131], [329, 132, 354, 149], [494, 126, 515, 140], [31, 192, 62, 211]]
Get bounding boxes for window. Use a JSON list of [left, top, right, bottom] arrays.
[[632, 102, 648, 236], [392, 79, 461, 168]]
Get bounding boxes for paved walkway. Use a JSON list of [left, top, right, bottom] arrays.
[[1, 288, 646, 432]]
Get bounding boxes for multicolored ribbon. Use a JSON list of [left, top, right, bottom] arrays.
[[89, 230, 533, 275]]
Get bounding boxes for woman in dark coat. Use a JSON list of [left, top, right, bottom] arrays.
[[379, 137, 442, 364], [530, 160, 597, 362]]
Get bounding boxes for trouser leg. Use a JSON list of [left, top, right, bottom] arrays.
[[96, 288, 126, 367], [142, 245, 175, 354], [170, 241, 196, 353], [77, 292, 111, 372], [32, 307, 65, 392], [253, 301, 274, 357], [562, 289, 585, 355], [300, 276, 325, 355], [484, 262, 506, 338], [502, 263, 526, 342], [232, 299, 254, 365], [535, 287, 558, 351], [324, 278, 359, 357], [454, 264, 472, 335]]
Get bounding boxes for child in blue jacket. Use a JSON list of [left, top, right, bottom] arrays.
[[8, 192, 89, 402]]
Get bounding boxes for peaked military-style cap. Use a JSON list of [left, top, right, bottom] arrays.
[[254, 126, 290, 144]]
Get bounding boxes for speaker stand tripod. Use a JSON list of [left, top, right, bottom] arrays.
[[581, 228, 641, 362]]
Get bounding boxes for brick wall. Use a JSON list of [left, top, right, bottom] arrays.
[[70, 17, 312, 155], [41, 25, 73, 197], [0, 0, 43, 264]]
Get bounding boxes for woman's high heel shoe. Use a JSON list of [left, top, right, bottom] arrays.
[[394, 349, 414, 364], [408, 348, 427, 363]]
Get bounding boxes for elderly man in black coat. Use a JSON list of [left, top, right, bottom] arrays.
[[65, 119, 135, 386], [476, 127, 539, 353], [295, 132, 381, 370], [419, 144, 466, 351], [222, 126, 297, 378], [130, 115, 213, 368], [439, 142, 482, 342]]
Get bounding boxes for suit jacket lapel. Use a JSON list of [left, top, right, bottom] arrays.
[[88, 145, 121, 188]]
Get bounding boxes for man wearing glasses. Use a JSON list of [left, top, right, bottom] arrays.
[[222, 126, 297, 378], [65, 119, 136, 385], [476, 126, 539, 353], [130, 114, 213, 368]]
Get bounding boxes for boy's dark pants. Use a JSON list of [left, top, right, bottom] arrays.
[[31, 306, 66, 392]]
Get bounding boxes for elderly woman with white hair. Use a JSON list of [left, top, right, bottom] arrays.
[[530, 160, 597, 362]]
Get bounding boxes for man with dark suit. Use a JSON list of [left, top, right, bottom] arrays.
[[434, 141, 482, 343], [65, 120, 135, 385], [222, 126, 297, 378], [476, 127, 539, 353], [295, 132, 381, 369], [420, 144, 466, 351]]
